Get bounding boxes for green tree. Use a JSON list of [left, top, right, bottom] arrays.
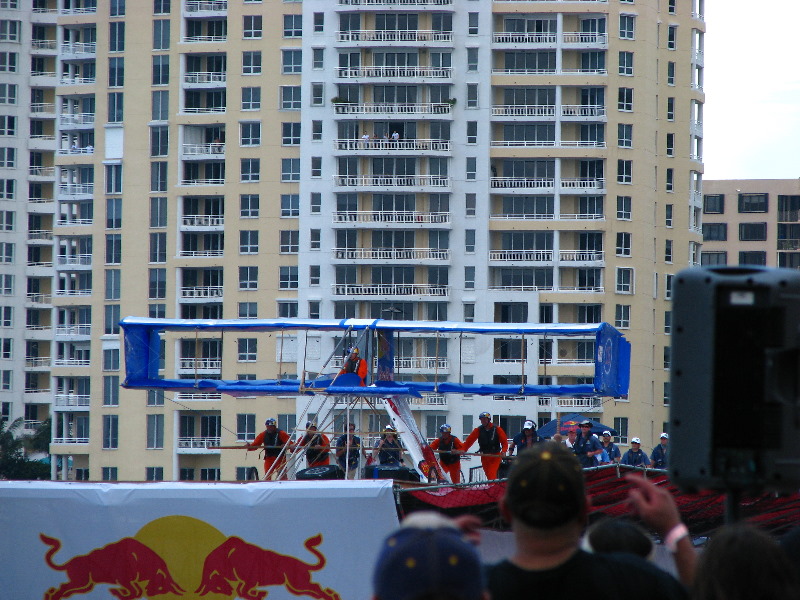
[[0, 417, 50, 480]]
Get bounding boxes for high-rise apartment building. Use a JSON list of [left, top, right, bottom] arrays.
[[0, 0, 704, 481]]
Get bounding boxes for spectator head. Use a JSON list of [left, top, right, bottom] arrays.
[[372, 512, 485, 600], [602, 430, 612, 440], [501, 442, 586, 530], [523, 420, 535, 431], [582, 517, 654, 560]]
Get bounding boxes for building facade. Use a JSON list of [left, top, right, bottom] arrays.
[[0, 0, 704, 480]]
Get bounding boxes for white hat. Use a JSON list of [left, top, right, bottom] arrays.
[[523, 420, 535, 430], [602, 430, 612, 437], [660, 433, 669, 439], [631, 437, 641, 444]]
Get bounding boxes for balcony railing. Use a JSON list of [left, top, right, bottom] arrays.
[[181, 215, 224, 227], [487, 284, 604, 293], [334, 139, 451, 151], [334, 102, 451, 115], [332, 283, 448, 297], [492, 0, 607, 2], [337, 66, 452, 78], [563, 32, 609, 44], [181, 106, 227, 114], [333, 211, 450, 224], [60, 6, 97, 14], [539, 356, 594, 366], [332, 356, 449, 370], [492, 68, 606, 76], [60, 42, 96, 54], [59, 184, 94, 196], [559, 250, 604, 262], [175, 392, 222, 402], [57, 254, 92, 266], [334, 175, 449, 187], [492, 104, 556, 117], [55, 325, 91, 336], [57, 147, 95, 156], [27, 261, 54, 268], [60, 76, 96, 85], [562, 104, 606, 117], [184, 71, 227, 84], [333, 247, 450, 260], [489, 250, 553, 262], [185, 0, 228, 11], [180, 286, 224, 299], [28, 230, 53, 241], [181, 35, 227, 43], [337, 30, 452, 42], [339, 0, 452, 5], [52, 437, 89, 444], [30, 166, 55, 177], [31, 103, 56, 115], [57, 217, 93, 226], [562, 177, 605, 189], [32, 39, 58, 50], [179, 358, 222, 370], [490, 177, 554, 189], [177, 436, 222, 449], [25, 357, 51, 367], [490, 140, 606, 148], [54, 394, 91, 407], [181, 143, 225, 156], [177, 249, 224, 258], [180, 178, 226, 186], [52, 358, 91, 367], [54, 289, 92, 297], [31, 71, 57, 78], [26, 293, 52, 304], [59, 113, 95, 126]]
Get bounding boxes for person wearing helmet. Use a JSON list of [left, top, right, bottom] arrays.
[[429, 424, 464, 483], [297, 421, 331, 468], [339, 347, 368, 385], [335, 422, 365, 479], [462, 412, 508, 480], [372, 424, 403, 466], [248, 418, 291, 480], [508, 420, 541, 456]]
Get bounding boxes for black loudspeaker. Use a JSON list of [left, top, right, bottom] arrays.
[[363, 465, 421, 482], [498, 459, 513, 479], [670, 266, 800, 493], [296, 465, 345, 480]]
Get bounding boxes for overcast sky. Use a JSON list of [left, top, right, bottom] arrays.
[[702, 0, 800, 180]]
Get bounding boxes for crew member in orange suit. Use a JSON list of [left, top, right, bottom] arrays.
[[248, 418, 291, 480], [429, 423, 464, 483], [462, 412, 508, 480], [339, 347, 368, 385]]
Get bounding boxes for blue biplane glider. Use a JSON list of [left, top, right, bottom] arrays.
[[120, 317, 630, 398]]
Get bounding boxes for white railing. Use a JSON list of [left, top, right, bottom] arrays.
[[334, 175, 449, 187], [179, 358, 222, 370], [540, 356, 594, 366], [332, 283, 448, 297], [492, 105, 556, 117], [337, 30, 452, 42], [181, 107, 227, 114], [181, 143, 225, 156], [491, 177, 554, 189], [28, 261, 54, 268], [175, 392, 222, 401], [492, 68, 606, 76], [60, 42, 96, 54], [493, 0, 607, 2], [177, 436, 222, 449], [52, 437, 89, 444], [488, 285, 604, 293], [180, 179, 226, 186], [561, 140, 606, 148], [29, 198, 54, 204], [31, 134, 57, 141], [28, 230, 53, 241], [490, 212, 604, 221], [491, 140, 558, 148], [562, 32, 608, 44], [334, 103, 451, 115], [60, 113, 95, 125], [54, 289, 92, 297], [177, 250, 224, 257], [185, 0, 228, 11], [184, 71, 227, 84], [60, 6, 97, 14], [180, 286, 224, 298], [337, 66, 452, 78], [57, 147, 94, 155], [493, 32, 558, 44], [559, 250, 604, 262], [57, 254, 92, 266], [59, 184, 94, 195], [339, 0, 452, 5], [60, 77, 96, 85], [55, 325, 91, 336], [561, 177, 605, 189], [57, 218, 93, 226], [181, 215, 224, 227], [31, 103, 56, 114], [30, 166, 55, 177], [562, 104, 606, 117], [25, 357, 51, 367], [26, 293, 52, 304], [334, 139, 450, 151], [32, 39, 58, 50], [25, 325, 52, 332], [54, 394, 91, 407], [332, 247, 450, 260], [52, 358, 91, 367], [181, 35, 227, 43], [489, 250, 553, 262], [333, 211, 450, 224], [332, 356, 449, 370]]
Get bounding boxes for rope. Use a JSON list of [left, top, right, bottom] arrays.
[[433, 332, 440, 393]]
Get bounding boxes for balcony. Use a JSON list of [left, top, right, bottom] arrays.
[[57, 216, 93, 226], [538, 396, 602, 412], [58, 184, 94, 197], [181, 143, 225, 158], [52, 357, 91, 367], [332, 355, 449, 372], [492, 0, 607, 2], [60, 42, 96, 56], [28, 230, 54, 242], [52, 437, 89, 444], [334, 139, 451, 152], [180, 286, 224, 300], [32, 39, 58, 52], [489, 250, 553, 262], [492, 68, 606, 76], [54, 394, 91, 408], [336, 66, 452, 79], [181, 35, 227, 44], [57, 146, 95, 156], [490, 140, 606, 149], [26, 293, 52, 305], [334, 102, 451, 116], [59, 113, 95, 127], [185, 0, 227, 13], [31, 103, 57, 117], [60, 76, 96, 86], [57, 254, 92, 268], [30, 166, 56, 178], [539, 355, 594, 367], [561, 178, 605, 191], [558, 250, 604, 263], [181, 106, 227, 114], [332, 247, 450, 261], [180, 178, 225, 187], [334, 175, 450, 188], [177, 249, 224, 258], [25, 356, 51, 368], [490, 177, 554, 190], [178, 358, 222, 371], [489, 212, 604, 221], [55, 325, 92, 338], [54, 288, 92, 297], [338, 0, 453, 5], [332, 283, 448, 297], [180, 215, 224, 229], [487, 284, 604, 293], [177, 437, 222, 453], [492, 105, 556, 118], [332, 211, 450, 225], [183, 72, 226, 86], [337, 30, 452, 43], [175, 392, 222, 402], [60, 5, 97, 14]]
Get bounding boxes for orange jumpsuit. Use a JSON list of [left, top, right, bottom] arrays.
[[298, 432, 331, 468], [249, 428, 291, 480], [430, 434, 464, 483], [339, 356, 368, 385], [463, 424, 508, 480]]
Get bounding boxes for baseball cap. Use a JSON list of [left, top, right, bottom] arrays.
[[631, 437, 641, 444], [306, 421, 317, 429], [579, 420, 592, 427], [373, 512, 484, 600], [660, 433, 669, 439], [602, 430, 612, 437], [265, 418, 277, 426], [523, 420, 535, 430]]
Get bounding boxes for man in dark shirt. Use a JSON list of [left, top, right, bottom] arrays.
[[651, 432, 670, 469], [486, 443, 690, 599], [573, 420, 603, 468]]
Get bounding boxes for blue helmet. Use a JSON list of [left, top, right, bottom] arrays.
[[439, 424, 452, 433], [265, 418, 277, 427], [479, 412, 491, 421]]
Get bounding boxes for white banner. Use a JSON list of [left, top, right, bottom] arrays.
[[0, 480, 399, 600]]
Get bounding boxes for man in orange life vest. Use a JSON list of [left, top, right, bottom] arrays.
[[462, 412, 508, 480], [429, 423, 464, 483], [339, 347, 368, 385], [297, 421, 331, 468], [247, 418, 291, 480]]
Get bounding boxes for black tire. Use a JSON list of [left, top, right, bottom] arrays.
[[296, 465, 345, 480]]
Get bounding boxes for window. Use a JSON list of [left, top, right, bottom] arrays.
[[280, 86, 300, 109], [103, 376, 119, 406], [239, 302, 257, 319], [148, 304, 165, 318], [312, 120, 322, 141], [665, 204, 674, 227], [665, 273, 674, 299], [240, 230, 259, 254], [151, 90, 168, 121], [240, 122, 261, 146], [468, 12, 479, 35], [0, 180, 13, 199], [701, 251, 727, 266], [619, 15, 635, 39], [618, 87, 633, 111], [466, 193, 476, 217], [665, 240, 673, 262], [103, 415, 119, 449], [467, 47, 478, 72], [109, 57, 124, 87], [666, 97, 676, 121], [153, 19, 169, 50], [467, 84, 478, 109], [145, 467, 164, 481], [150, 197, 167, 228], [282, 49, 302, 74], [0, 337, 11, 358], [102, 467, 118, 481], [240, 194, 259, 217], [240, 266, 258, 290], [616, 267, 634, 294], [615, 304, 630, 329], [280, 194, 299, 217], [666, 168, 674, 192], [465, 121, 478, 145], [103, 348, 120, 371], [282, 158, 300, 182], [0, 53, 17, 73], [280, 230, 299, 253], [313, 48, 324, 69], [0, 210, 11, 231], [311, 157, 322, 178], [0, 83, 17, 104], [240, 158, 260, 182], [0, 147, 15, 167], [105, 234, 122, 264], [314, 12, 324, 33], [739, 222, 767, 241], [667, 25, 678, 49], [310, 265, 320, 286], [154, 0, 170, 14], [146, 414, 164, 449], [702, 223, 727, 241], [739, 193, 768, 213], [617, 160, 632, 184], [667, 61, 675, 85], [0, 242, 11, 264], [0, 371, 9, 390], [282, 122, 301, 145], [309, 301, 320, 319], [463, 303, 475, 323], [150, 125, 168, 157], [466, 157, 477, 181], [284, 15, 302, 37], [0, 20, 20, 42], [109, 21, 125, 52], [0, 306, 10, 327], [311, 83, 324, 106], [666, 132, 675, 156], [311, 192, 321, 213], [243, 51, 262, 75], [280, 266, 298, 289], [150, 162, 167, 192], [107, 92, 124, 123], [244, 15, 262, 39], [616, 232, 631, 257], [617, 124, 632, 148], [0, 274, 12, 295], [110, 0, 125, 15], [704, 194, 724, 214], [149, 268, 166, 299], [618, 51, 633, 76], [663, 346, 671, 369], [235, 88, 259, 113], [465, 229, 476, 253], [278, 301, 298, 318], [0, 116, 13, 136], [106, 269, 121, 300], [238, 338, 257, 361], [616, 196, 632, 220], [613, 417, 629, 445], [465, 266, 475, 289], [739, 251, 767, 266]]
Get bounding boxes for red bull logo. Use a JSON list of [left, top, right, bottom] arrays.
[[40, 516, 341, 600]]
